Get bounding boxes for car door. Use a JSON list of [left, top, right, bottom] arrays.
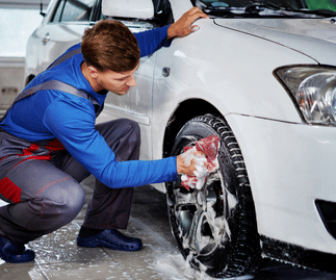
[[98, 0, 174, 160], [26, 0, 101, 76], [99, 21, 157, 160]]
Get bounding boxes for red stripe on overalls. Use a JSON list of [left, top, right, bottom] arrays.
[[45, 139, 65, 151], [19, 143, 51, 160], [0, 177, 21, 203], [12, 143, 52, 170], [21, 143, 40, 156], [0, 141, 65, 204], [0, 156, 8, 163]]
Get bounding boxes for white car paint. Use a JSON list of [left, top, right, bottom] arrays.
[[25, 0, 88, 76], [102, 0, 154, 19], [214, 17, 336, 65], [228, 115, 336, 253], [148, 13, 336, 254]]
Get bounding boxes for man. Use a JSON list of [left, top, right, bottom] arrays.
[[0, 7, 208, 263]]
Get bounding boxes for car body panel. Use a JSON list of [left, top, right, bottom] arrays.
[[227, 113, 336, 254], [102, 0, 154, 19], [151, 19, 315, 162], [169, 0, 193, 19], [25, 0, 94, 76], [25, 0, 101, 77], [214, 17, 336, 65], [27, 23, 88, 74]]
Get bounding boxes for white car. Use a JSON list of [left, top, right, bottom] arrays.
[[25, 0, 336, 278]]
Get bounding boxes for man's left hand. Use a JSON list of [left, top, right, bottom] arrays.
[[167, 7, 209, 39]]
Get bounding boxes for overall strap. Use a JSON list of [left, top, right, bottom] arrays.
[[47, 47, 82, 70]]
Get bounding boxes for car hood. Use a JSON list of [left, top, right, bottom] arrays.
[[214, 17, 336, 65]]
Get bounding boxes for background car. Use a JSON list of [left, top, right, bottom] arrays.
[[25, 0, 336, 278]]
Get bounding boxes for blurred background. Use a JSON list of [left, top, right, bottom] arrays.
[[0, 0, 50, 116]]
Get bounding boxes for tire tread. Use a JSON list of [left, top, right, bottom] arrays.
[[167, 114, 261, 278]]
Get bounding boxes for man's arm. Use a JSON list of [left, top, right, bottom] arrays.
[[134, 26, 171, 57]]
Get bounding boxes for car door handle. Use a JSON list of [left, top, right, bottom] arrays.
[[42, 33, 50, 45], [162, 67, 170, 77]]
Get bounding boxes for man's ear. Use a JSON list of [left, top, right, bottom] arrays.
[[87, 65, 100, 79]]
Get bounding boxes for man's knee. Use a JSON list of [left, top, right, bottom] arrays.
[[39, 179, 86, 225], [55, 181, 85, 215]]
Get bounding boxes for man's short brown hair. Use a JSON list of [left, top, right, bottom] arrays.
[[81, 20, 140, 73]]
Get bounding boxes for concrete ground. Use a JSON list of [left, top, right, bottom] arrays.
[[0, 176, 336, 280]]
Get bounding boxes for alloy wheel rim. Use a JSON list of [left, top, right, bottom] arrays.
[[174, 169, 236, 256]]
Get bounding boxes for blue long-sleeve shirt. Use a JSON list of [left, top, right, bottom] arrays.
[[0, 26, 178, 189]]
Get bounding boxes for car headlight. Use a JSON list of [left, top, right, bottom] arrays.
[[275, 66, 336, 126]]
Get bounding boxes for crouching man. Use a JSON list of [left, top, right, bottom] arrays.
[[0, 7, 208, 263]]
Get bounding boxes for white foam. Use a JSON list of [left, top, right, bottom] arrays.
[[153, 253, 255, 280], [153, 253, 211, 280]]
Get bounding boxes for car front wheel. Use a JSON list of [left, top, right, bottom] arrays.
[[166, 114, 261, 278]]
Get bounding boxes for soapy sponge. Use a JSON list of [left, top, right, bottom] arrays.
[[181, 135, 220, 190]]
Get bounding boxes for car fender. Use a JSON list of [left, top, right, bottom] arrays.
[[156, 19, 316, 117], [152, 19, 315, 160], [151, 20, 336, 253]]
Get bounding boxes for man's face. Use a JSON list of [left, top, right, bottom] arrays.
[[96, 64, 139, 95]]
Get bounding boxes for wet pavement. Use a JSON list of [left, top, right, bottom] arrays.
[[0, 176, 336, 280]]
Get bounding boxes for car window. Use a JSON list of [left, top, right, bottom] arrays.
[[51, 0, 97, 23], [152, 0, 174, 26]]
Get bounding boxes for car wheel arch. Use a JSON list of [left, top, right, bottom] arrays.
[[162, 98, 222, 158], [161, 98, 264, 235]]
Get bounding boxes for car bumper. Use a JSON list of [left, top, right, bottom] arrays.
[[226, 114, 336, 254]]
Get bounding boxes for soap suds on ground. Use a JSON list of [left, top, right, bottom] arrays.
[[153, 253, 255, 280]]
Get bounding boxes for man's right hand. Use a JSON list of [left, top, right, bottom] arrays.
[[176, 148, 208, 177]]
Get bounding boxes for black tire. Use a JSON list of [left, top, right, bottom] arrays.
[[166, 114, 261, 278]]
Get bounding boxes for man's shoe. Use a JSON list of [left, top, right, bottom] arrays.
[[0, 236, 35, 263], [77, 229, 142, 251]]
